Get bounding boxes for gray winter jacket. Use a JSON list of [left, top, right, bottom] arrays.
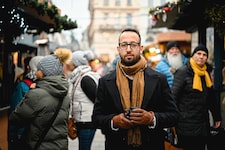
[[9, 75, 70, 150]]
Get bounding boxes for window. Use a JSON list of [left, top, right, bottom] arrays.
[[104, 13, 109, 24], [115, 0, 120, 6], [104, 0, 109, 6], [127, 0, 132, 5], [127, 13, 132, 26]]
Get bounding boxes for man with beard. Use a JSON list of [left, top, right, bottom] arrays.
[[155, 41, 188, 147], [155, 41, 188, 87], [92, 28, 179, 150]]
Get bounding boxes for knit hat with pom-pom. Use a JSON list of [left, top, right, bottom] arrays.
[[71, 50, 94, 66], [37, 48, 72, 76], [37, 55, 63, 76]]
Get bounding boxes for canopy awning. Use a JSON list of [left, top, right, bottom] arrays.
[[150, 0, 207, 33], [153, 31, 191, 44]]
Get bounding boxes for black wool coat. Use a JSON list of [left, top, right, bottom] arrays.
[[92, 67, 179, 150]]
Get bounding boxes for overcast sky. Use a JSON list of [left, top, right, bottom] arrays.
[[52, 0, 90, 42]]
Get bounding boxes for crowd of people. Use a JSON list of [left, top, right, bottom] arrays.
[[8, 28, 222, 150]]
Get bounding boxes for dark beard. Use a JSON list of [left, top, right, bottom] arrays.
[[121, 55, 140, 66]]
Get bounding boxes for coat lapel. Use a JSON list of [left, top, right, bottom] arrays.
[[105, 68, 160, 110], [142, 68, 160, 108], [105, 71, 124, 110]]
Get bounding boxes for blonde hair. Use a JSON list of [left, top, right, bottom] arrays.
[[54, 48, 72, 64]]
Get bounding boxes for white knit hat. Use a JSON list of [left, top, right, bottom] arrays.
[[71, 50, 94, 66], [29, 56, 44, 71]]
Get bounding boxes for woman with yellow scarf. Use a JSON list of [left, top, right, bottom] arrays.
[[172, 44, 221, 150]]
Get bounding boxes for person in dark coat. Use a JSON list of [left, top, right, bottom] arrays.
[[92, 28, 179, 150], [9, 51, 71, 150], [8, 56, 44, 150], [171, 44, 221, 150]]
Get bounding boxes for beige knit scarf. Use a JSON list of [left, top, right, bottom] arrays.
[[190, 57, 212, 91], [116, 55, 147, 147]]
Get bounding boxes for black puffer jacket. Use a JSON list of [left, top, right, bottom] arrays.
[[171, 61, 221, 136], [9, 75, 70, 150]]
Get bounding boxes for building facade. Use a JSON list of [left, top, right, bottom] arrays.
[[88, 0, 148, 62]]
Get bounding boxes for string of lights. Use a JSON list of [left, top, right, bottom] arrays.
[[0, 0, 77, 39]]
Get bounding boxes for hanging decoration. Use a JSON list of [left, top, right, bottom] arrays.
[[16, 0, 78, 32], [149, 1, 176, 26], [150, 15, 157, 26], [162, 13, 167, 22], [0, 0, 78, 38], [164, 7, 170, 13], [149, 0, 225, 37], [8, 8, 29, 33], [0, 5, 29, 37]]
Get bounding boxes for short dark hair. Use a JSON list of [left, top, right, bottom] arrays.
[[118, 28, 141, 44]]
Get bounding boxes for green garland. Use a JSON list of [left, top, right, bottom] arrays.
[[17, 0, 77, 33], [206, 4, 225, 37], [149, 1, 225, 37]]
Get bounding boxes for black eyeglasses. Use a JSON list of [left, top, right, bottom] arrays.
[[119, 42, 140, 50]]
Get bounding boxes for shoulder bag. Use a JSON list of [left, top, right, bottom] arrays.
[[68, 73, 84, 140], [164, 127, 183, 150]]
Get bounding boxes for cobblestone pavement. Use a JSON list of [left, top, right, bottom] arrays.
[[69, 129, 105, 150]]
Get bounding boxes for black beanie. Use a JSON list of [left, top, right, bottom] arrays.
[[166, 41, 180, 51], [191, 44, 208, 57]]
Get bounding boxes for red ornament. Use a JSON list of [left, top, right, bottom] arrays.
[[151, 16, 157, 26], [153, 15, 158, 21], [164, 7, 170, 12]]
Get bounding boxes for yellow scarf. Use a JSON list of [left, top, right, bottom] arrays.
[[190, 58, 212, 91], [116, 55, 147, 147]]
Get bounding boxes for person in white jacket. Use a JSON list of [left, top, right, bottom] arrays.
[[66, 50, 100, 150]]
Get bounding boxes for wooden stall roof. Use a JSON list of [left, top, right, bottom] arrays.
[[153, 31, 191, 44]]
